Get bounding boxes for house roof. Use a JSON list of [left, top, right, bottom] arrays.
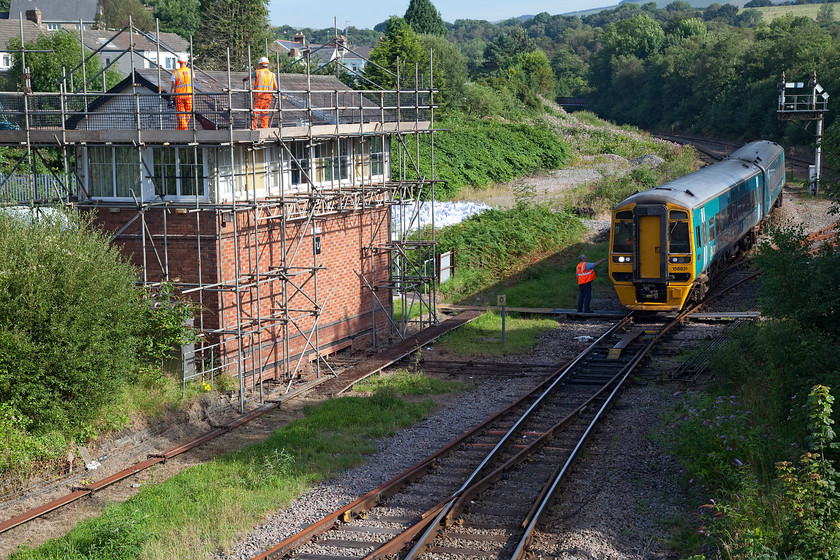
[[81, 29, 189, 56], [343, 46, 372, 60], [0, 18, 47, 51], [9, 0, 98, 23], [66, 69, 392, 131]]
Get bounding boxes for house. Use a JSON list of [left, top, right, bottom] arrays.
[[274, 32, 372, 75], [0, 17, 46, 73], [81, 29, 189, 76], [0, 46, 437, 401], [7, 0, 100, 30]]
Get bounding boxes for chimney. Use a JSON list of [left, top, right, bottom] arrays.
[[293, 31, 305, 45], [25, 9, 42, 25]]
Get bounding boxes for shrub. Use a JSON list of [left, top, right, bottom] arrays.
[[406, 115, 569, 199], [0, 208, 144, 436]]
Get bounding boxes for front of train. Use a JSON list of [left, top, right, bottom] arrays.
[[609, 195, 696, 312]]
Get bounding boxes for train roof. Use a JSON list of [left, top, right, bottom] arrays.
[[613, 141, 783, 211]]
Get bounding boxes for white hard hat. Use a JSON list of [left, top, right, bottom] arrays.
[[177, 55, 188, 63], [258, 56, 269, 65]]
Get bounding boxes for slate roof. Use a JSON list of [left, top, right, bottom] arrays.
[[82, 29, 189, 55], [0, 18, 46, 50], [65, 69, 395, 131], [9, 0, 99, 23]]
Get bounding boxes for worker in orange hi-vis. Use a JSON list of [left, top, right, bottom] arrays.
[[170, 55, 192, 130], [251, 56, 277, 129]]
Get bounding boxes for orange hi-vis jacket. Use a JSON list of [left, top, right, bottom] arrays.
[[252, 68, 277, 92], [577, 262, 595, 284], [173, 66, 192, 94]]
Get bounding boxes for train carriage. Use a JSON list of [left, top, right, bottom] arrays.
[[609, 141, 785, 311]]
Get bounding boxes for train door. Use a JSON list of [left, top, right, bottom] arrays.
[[634, 205, 667, 281]]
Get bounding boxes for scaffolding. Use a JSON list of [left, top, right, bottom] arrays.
[[0, 22, 440, 411]]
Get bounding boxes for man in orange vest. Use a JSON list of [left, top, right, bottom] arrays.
[[170, 55, 192, 130], [251, 56, 277, 129], [576, 253, 605, 313]]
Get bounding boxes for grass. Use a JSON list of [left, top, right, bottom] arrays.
[[436, 310, 560, 357], [9, 380, 451, 560], [355, 369, 465, 395], [755, 3, 832, 22]]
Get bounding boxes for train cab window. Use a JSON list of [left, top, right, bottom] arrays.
[[669, 219, 690, 253], [612, 220, 634, 253]]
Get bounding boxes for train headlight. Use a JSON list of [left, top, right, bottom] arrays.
[[614, 255, 632, 263], [670, 256, 691, 263]]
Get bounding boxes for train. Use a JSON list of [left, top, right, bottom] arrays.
[[608, 140, 785, 311]]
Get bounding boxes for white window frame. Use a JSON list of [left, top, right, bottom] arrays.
[[84, 145, 141, 200], [151, 146, 209, 201]]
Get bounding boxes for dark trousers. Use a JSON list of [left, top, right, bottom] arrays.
[[577, 281, 592, 313]]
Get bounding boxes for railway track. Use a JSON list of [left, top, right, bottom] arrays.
[[657, 132, 815, 175], [249, 310, 707, 560], [248, 266, 764, 560]]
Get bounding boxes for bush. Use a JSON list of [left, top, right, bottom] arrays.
[[0, 209, 144, 436], [408, 115, 569, 199]]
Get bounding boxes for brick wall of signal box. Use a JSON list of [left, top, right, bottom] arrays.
[[90, 206, 393, 379]]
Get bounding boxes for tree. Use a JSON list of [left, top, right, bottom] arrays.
[[600, 15, 665, 59], [818, 4, 835, 24], [150, 0, 201, 39], [99, 0, 155, 32], [418, 33, 467, 108], [5, 31, 120, 93], [195, 0, 272, 71], [404, 0, 447, 37], [364, 16, 424, 89], [514, 49, 555, 98], [551, 49, 590, 97]]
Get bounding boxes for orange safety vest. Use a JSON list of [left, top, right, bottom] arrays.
[[173, 66, 192, 94], [252, 68, 277, 92], [577, 262, 595, 284]]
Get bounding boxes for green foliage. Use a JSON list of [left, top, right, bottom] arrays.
[[0, 402, 68, 490], [149, 0, 202, 39], [140, 282, 198, 368], [777, 385, 840, 559], [754, 223, 840, 340], [9, 391, 436, 559], [99, 0, 154, 33], [437, 202, 582, 278], [5, 31, 121, 93], [195, 0, 272, 71], [354, 369, 464, 395], [0, 209, 144, 436], [364, 16, 425, 89], [437, 311, 560, 357], [418, 33, 468, 108], [410, 115, 568, 199], [404, 0, 447, 37]]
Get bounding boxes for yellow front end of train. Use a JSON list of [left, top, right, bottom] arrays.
[[609, 202, 696, 312]]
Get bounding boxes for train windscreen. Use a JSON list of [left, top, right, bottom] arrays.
[[612, 213, 634, 253], [668, 210, 690, 253]]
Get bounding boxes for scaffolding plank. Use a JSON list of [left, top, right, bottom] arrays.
[[319, 310, 483, 396]]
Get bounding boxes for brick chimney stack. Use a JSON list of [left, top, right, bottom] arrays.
[[25, 9, 42, 25]]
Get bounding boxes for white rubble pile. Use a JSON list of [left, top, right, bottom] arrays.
[[391, 201, 491, 235]]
